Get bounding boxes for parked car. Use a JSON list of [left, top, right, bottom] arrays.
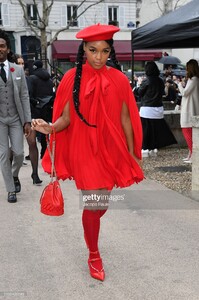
[[170, 64, 186, 77], [124, 70, 145, 87], [160, 64, 186, 78]]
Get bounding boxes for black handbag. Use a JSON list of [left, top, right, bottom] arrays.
[[35, 95, 54, 109]]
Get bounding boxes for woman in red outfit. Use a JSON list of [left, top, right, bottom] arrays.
[[31, 24, 144, 281]]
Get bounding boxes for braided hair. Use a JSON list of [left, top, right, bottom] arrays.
[[107, 43, 122, 71], [73, 41, 96, 127], [73, 39, 121, 127]]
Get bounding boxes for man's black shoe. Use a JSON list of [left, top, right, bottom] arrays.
[[25, 155, 30, 160], [13, 177, 21, 193], [8, 192, 17, 203]]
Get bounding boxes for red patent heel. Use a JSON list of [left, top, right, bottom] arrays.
[[88, 251, 105, 281]]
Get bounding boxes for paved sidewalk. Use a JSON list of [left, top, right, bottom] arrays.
[[0, 142, 199, 300]]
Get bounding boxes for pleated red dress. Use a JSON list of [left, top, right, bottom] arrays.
[[42, 61, 144, 190]]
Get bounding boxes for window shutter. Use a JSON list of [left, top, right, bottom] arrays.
[[103, 4, 108, 24], [119, 6, 125, 28], [61, 5, 66, 27], [78, 8, 85, 28], [2, 3, 10, 26], [78, 16, 85, 28]]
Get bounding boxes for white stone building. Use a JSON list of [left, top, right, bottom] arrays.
[[1, 0, 195, 72], [0, 0, 163, 73]]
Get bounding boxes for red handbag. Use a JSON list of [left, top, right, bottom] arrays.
[[40, 127, 64, 216]]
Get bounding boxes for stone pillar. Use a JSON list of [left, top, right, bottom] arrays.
[[164, 110, 186, 146], [191, 116, 199, 200]]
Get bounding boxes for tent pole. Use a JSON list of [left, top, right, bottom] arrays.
[[131, 49, 134, 88]]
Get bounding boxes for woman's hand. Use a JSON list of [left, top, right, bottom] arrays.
[[31, 119, 52, 135], [23, 122, 31, 138]]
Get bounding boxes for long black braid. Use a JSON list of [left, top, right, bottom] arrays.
[[73, 39, 121, 127], [108, 42, 122, 71], [73, 41, 96, 127]]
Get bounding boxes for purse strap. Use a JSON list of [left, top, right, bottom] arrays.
[[46, 125, 57, 181]]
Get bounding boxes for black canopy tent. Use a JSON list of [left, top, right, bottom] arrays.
[[131, 0, 199, 82], [131, 0, 199, 50]]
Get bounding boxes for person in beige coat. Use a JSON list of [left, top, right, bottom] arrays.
[[178, 59, 199, 163]]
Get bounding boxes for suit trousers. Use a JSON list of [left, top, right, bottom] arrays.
[[0, 115, 24, 192]]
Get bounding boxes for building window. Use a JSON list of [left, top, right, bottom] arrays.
[[108, 6, 119, 26], [67, 5, 78, 27], [27, 4, 38, 25], [0, 4, 2, 25]]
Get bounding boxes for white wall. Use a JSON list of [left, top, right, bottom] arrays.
[[139, 0, 192, 26], [172, 49, 195, 65]]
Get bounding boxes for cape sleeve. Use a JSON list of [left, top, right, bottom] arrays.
[[41, 68, 76, 180], [122, 77, 143, 160]]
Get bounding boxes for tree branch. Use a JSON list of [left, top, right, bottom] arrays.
[[49, 0, 104, 45], [17, 0, 105, 60], [77, 0, 104, 19], [174, 0, 181, 10]]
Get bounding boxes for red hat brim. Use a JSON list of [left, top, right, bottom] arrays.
[[76, 24, 120, 42]]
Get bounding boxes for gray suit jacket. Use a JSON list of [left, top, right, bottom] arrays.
[[8, 62, 31, 125]]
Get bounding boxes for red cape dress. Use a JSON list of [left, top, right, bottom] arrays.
[[42, 61, 144, 190]]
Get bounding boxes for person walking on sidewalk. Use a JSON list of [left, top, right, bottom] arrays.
[[29, 60, 54, 162], [15, 55, 43, 184], [0, 29, 31, 203], [31, 24, 144, 281], [178, 59, 199, 164]]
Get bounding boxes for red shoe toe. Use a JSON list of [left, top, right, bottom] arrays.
[[88, 257, 105, 281]]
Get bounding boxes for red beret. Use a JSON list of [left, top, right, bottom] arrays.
[[76, 23, 120, 42]]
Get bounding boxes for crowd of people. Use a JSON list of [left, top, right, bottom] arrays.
[[134, 67, 186, 106], [131, 60, 199, 162]]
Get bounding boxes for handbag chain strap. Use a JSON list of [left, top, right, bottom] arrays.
[[46, 126, 57, 182]]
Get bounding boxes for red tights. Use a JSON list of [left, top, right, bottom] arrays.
[[82, 209, 107, 260], [182, 127, 192, 154]]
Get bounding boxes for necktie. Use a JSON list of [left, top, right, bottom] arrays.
[[0, 63, 7, 83]]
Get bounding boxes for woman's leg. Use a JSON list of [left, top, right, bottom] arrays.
[[82, 190, 109, 250], [26, 130, 42, 184], [82, 209, 100, 252], [182, 127, 192, 157], [81, 189, 109, 281], [40, 133, 47, 159]]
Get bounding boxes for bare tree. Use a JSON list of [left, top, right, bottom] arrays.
[[155, 0, 189, 15], [17, 0, 104, 66]]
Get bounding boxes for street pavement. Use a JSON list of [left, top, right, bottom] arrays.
[[0, 141, 199, 300]]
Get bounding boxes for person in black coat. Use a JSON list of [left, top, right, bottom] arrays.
[[28, 60, 54, 183], [30, 60, 54, 110], [138, 61, 177, 156]]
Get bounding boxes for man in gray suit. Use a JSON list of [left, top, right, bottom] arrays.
[[0, 29, 31, 203]]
